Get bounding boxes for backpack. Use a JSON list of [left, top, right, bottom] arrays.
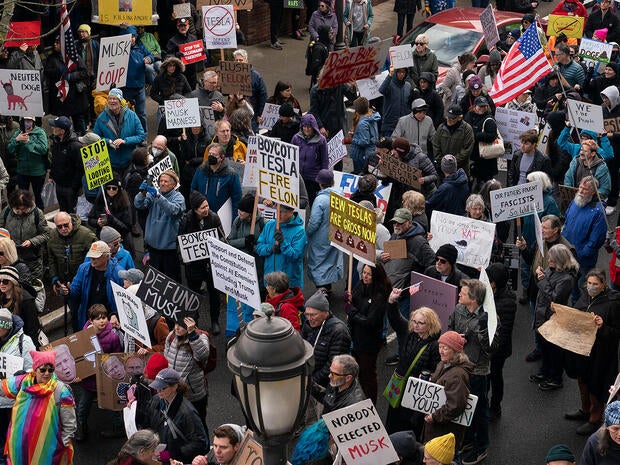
[[305, 41, 328, 76]]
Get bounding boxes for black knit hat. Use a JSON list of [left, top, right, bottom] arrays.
[[189, 190, 207, 210], [238, 194, 255, 214], [436, 244, 458, 266]]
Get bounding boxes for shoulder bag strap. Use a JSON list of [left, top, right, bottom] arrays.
[[403, 343, 428, 378]]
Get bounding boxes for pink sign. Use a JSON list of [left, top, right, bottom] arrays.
[[410, 271, 458, 331]]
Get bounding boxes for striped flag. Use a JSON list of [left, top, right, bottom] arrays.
[[488, 21, 552, 107], [56, 0, 80, 102], [409, 281, 423, 296]]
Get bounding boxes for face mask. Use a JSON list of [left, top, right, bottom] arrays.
[[151, 148, 162, 158], [147, 154, 154, 164], [587, 285, 603, 297], [208, 155, 218, 165]]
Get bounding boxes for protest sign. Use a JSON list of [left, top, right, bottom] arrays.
[[429, 211, 496, 269], [165, 97, 200, 129], [173, 2, 192, 18], [609, 373, 620, 404], [319, 40, 391, 89], [328, 130, 347, 168], [578, 37, 613, 63], [479, 268, 498, 345], [258, 204, 306, 223], [538, 303, 598, 356], [178, 228, 219, 262], [219, 60, 252, 95], [604, 116, 620, 133], [200, 106, 217, 138], [323, 399, 399, 465], [231, 431, 264, 465], [547, 14, 584, 39], [257, 135, 300, 209], [5, 21, 41, 48], [217, 198, 233, 236], [494, 107, 538, 159], [123, 402, 138, 438], [410, 271, 458, 331], [558, 184, 578, 212], [96, 352, 152, 410], [480, 5, 500, 49], [98, 0, 154, 24], [401, 377, 478, 427], [147, 155, 174, 187], [378, 152, 422, 190], [81, 139, 114, 190], [200, 0, 253, 10], [203, 5, 237, 49], [46, 326, 100, 383], [0, 69, 44, 117], [0, 354, 23, 379], [566, 99, 604, 133], [329, 192, 376, 266], [333, 171, 392, 221], [243, 136, 259, 188], [356, 70, 389, 101], [537, 123, 552, 155], [96, 35, 131, 91], [259, 103, 280, 130], [179, 40, 206, 65], [111, 282, 151, 348], [533, 205, 544, 257], [136, 267, 201, 322], [389, 45, 414, 69], [383, 240, 406, 259], [206, 237, 261, 309], [489, 181, 544, 222]]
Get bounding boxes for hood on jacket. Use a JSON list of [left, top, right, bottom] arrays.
[[125, 26, 138, 36], [0, 315, 24, 347], [445, 168, 468, 186], [317, 25, 332, 45], [601, 85, 620, 110], [267, 286, 305, 309], [399, 220, 426, 239], [546, 110, 566, 135], [300, 113, 321, 134], [281, 212, 304, 228], [161, 56, 186, 73], [580, 129, 598, 139], [489, 49, 502, 65], [419, 71, 436, 89]]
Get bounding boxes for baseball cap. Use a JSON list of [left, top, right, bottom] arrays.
[[390, 208, 413, 224], [49, 116, 71, 131], [118, 268, 144, 284], [149, 368, 181, 390], [446, 105, 462, 118], [474, 96, 489, 106], [86, 241, 111, 258]]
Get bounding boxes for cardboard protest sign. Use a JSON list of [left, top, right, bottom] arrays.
[[219, 61, 252, 95], [480, 5, 500, 49], [401, 377, 479, 427], [378, 152, 422, 190], [0, 354, 23, 379], [147, 155, 174, 187], [257, 135, 300, 209], [494, 107, 538, 159], [5, 21, 41, 48], [323, 399, 398, 465], [333, 171, 392, 221], [178, 228, 219, 262], [566, 99, 604, 133], [538, 302, 598, 356], [81, 139, 114, 190], [478, 268, 498, 345], [328, 130, 347, 168], [111, 282, 151, 348], [319, 40, 391, 89], [231, 431, 264, 465], [578, 37, 613, 63], [558, 184, 578, 212], [203, 5, 237, 49], [547, 14, 584, 39], [383, 240, 406, 259], [604, 116, 620, 134], [179, 40, 206, 65], [200, 0, 253, 10], [98, 0, 154, 24], [165, 97, 200, 129], [356, 71, 389, 101], [96, 35, 131, 91], [389, 45, 414, 69], [96, 352, 152, 410], [0, 69, 44, 117], [206, 237, 261, 309], [135, 267, 201, 322], [410, 271, 458, 332], [173, 2, 192, 18], [259, 103, 280, 130], [329, 192, 376, 266], [537, 123, 552, 155], [489, 181, 544, 222], [46, 326, 100, 383], [429, 211, 496, 269], [243, 136, 259, 188]]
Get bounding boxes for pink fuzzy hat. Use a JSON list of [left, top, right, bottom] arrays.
[[30, 350, 56, 372]]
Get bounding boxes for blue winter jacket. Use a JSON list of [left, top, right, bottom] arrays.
[[563, 155, 612, 198], [256, 213, 307, 288], [126, 41, 154, 88], [379, 74, 411, 134], [190, 160, 242, 222], [557, 127, 613, 160], [93, 106, 146, 169], [425, 168, 469, 216], [307, 187, 343, 286], [562, 200, 607, 268], [291, 114, 329, 182], [350, 112, 381, 172], [134, 189, 186, 250], [69, 260, 123, 330]]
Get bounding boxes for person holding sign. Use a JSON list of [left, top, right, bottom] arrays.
[[122, 27, 155, 132], [166, 19, 199, 90], [563, 139, 611, 199]]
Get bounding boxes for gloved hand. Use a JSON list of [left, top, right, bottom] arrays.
[[272, 242, 281, 254], [274, 229, 284, 244], [139, 181, 147, 191], [146, 186, 158, 196], [245, 234, 255, 250]]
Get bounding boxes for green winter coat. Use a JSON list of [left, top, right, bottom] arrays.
[[7, 126, 48, 177]]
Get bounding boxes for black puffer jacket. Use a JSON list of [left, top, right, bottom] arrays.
[[50, 131, 83, 190], [464, 110, 499, 182], [150, 57, 192, 105], [320, 379, 366, 414], [302, 314, 351, 387], [347, 282, 388, 354]]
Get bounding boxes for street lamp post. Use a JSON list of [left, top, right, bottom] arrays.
[[227, 309, 314, 465]]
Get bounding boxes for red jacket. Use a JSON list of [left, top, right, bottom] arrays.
[[266, 287, 304, 332]]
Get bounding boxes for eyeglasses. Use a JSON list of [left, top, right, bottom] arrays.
[[109, 240, 121, 247], [436, 258, 447, 264], [329, 371, 349, 377], [56, 223, 70, 229], [38, 367, 55, 374], [208, 152, 220, 157], [412, 320, 427, 326], [106, 186, 118, 191], [0, 279, 11, 285]]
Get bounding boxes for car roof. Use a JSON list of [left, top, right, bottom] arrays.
[[425, 7, 524, 32]]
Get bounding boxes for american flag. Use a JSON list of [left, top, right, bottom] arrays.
[[56, 0, 80, 102], [489, 21, 552, 107], [409, 281, 423, 296]]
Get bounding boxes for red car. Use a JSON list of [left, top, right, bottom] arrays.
[[396, 7, 526, 83]]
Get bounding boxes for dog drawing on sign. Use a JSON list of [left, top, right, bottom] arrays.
[[1, 80, 32, 111]]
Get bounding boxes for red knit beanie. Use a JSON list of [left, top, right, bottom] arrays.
[[144, 353, 168, 380], [438, 331, 465, 353]]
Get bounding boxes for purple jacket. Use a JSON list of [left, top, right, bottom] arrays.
[[80, 320, 122, 391], [291, 114, 328, 182]]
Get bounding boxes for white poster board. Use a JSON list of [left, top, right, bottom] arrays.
[[257, 134, 300, 209], [537, 123, 552, 155], [333, 170, 392, 221], [96, 34, 131, 91], [480, 4, 500, 49], [123, 402, 138, 439], [578, 37, 613, 63], [217, 198, 233, 237], [566, 99, 604, 133], [202, 5, 237, 49], [494, 107, 538, 159], [401, 377, 479, 427], [328, 130, 347, 168], [165, 97, 200, 129], [322, 399, 399, 465], [177, 228, 218, 263], [388, 45, 414, 69], [429, 211, 496, 269], [206, 237, 261, 310], [356, 71, 388, 101], [259, 103, 280, 130], [478, 268, 498, 345], [111, 282, 151, 348], [0, 69, 44, 117], [489, 181, 544, 222], [148, 156, 174, 187], [0, 353, 23, 379], [243, 135, 259, 188]]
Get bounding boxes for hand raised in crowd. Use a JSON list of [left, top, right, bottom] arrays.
[[515, 236, 527, 251], [184, 317, 196, 333], [110, 314, 120, 329], [535, 266, 545, 281], [388, 288, 402, 304], [192, 455, 208, 465]]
